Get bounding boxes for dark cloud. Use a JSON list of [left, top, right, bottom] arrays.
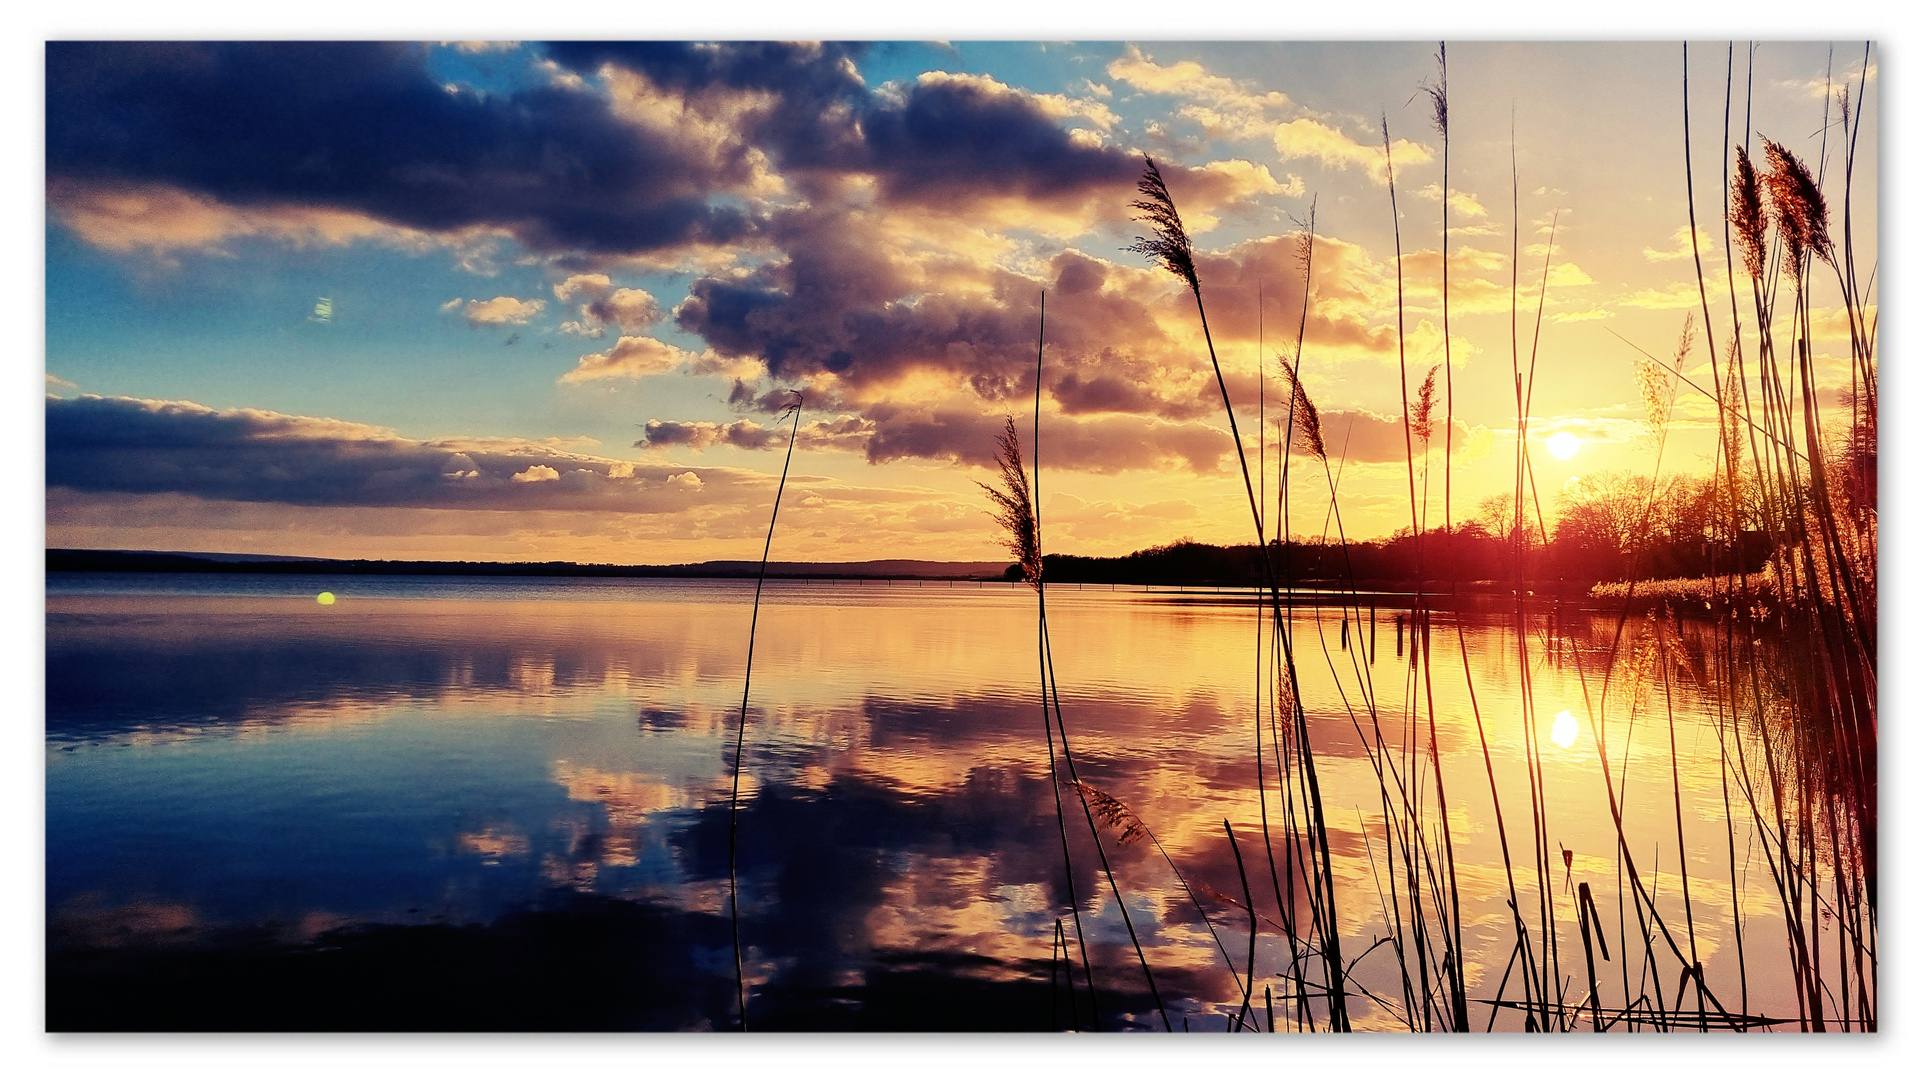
[[858, 404, 1236, 474], [639, 418, 784, 452], [46, 41, 759, 256], [46, 394, 761, 512], [540, 41, 874, 174], [47, 42, 1151, 262], [855, 72, 1137, 208], [545, 45, 1139, 214]]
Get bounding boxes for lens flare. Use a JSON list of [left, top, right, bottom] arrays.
[[1551, 709, 1579, 748], [316, 592, 337, 606], [1547, 431, 1581, 460]]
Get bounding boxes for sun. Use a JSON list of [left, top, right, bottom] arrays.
[[1546, 431, 1581, 461], [1551, 710, 1580, 748]]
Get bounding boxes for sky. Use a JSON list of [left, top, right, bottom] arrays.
[[43, 39, 1877, 563]]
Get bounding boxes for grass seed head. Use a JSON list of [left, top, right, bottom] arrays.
[[1635, 313, 1690, 440], [1762, 137, 1833, 275], [1127, 157, 1199, 296], [1421, 47, 1448, 137], [977, 417, 1042, 588], [1282, 360, 1327, 461], [1412, 365, 1439, 444], [1062, 779, 1148, 846], [1729, 145, 1768, 280]]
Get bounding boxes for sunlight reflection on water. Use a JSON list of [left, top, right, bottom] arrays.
[[46, 572, 1791, 1031]]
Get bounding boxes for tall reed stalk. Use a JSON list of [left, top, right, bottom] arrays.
[[1131, 157, 1351, 1030], [983, 296, 1172, 1031], [726, 392, 803, 1032]]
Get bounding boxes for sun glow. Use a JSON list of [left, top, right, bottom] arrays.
[[1551, 710, 1580, 748], [1547, 432, 1581, 460]]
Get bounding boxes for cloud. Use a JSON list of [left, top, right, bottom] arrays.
[[585, 287, 663, 331], [49, 40, 1288, 280], [553, 273, 613, 302], [546, 41, 1178, 237], [668, 221, 1425, 473], [1291, 408, 1476, 464], [448, 296, 546, 326], [1643, 226, 1716, 262], [1105, 45, 1291, 142], [561, 335, 701, 383], [45, 393, 785, 513], [1104, 46, 1431, 187], [1618, 278, 1713, 310], [46, 178, 418, 259], [846, 403, 1244, 474], [47, 42, 762, 260], [639, 415, 873, 455], [1414, 184, 1487, 218], [1271, 118, 1432, 184], [1778, 61, 1876, 100], [639, 419, 785, 452]]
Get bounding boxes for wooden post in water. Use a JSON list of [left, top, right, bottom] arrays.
[[1340, 618, 1348, 651], [1396, 614, 1404, 658]]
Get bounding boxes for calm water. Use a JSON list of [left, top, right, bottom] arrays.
[[46, 572, 1796, 1031]]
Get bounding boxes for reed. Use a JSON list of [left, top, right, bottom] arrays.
[[1132, 155, 1352, 1030], [981, 297, 1173, 1031], [725, 391, 803, 1032]]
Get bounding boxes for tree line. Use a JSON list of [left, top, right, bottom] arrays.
[[1024, 470, 1771, 590]]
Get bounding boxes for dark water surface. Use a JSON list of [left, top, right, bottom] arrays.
[[46, 572, 1784, 1031]]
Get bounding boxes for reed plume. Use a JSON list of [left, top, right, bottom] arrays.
[[1127, 158, 1199, 295], [1762, 138, 1833, 274], [1282, 360, 1327, 461], [1421, 49, 1449, 136], [1636, 313, 1692, 439], [1412, 365, 1439, 444], [979, 417, 1042, 587], [1061, 779, 1148, 846], [1728, 146, 1768, 280]]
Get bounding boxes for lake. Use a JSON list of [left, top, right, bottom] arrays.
[[46, 572, 1820, 1031]]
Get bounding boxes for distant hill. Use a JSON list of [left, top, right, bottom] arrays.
[[45, 549, 1012, 581]]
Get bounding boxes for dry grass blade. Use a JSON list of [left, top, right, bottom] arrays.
[[978, 416, 1042, 587]]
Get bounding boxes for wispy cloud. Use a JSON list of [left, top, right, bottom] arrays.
[[561, 335, 701, 383], [1642, 226, 1715, 262], [444, 296, 546, 326]]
